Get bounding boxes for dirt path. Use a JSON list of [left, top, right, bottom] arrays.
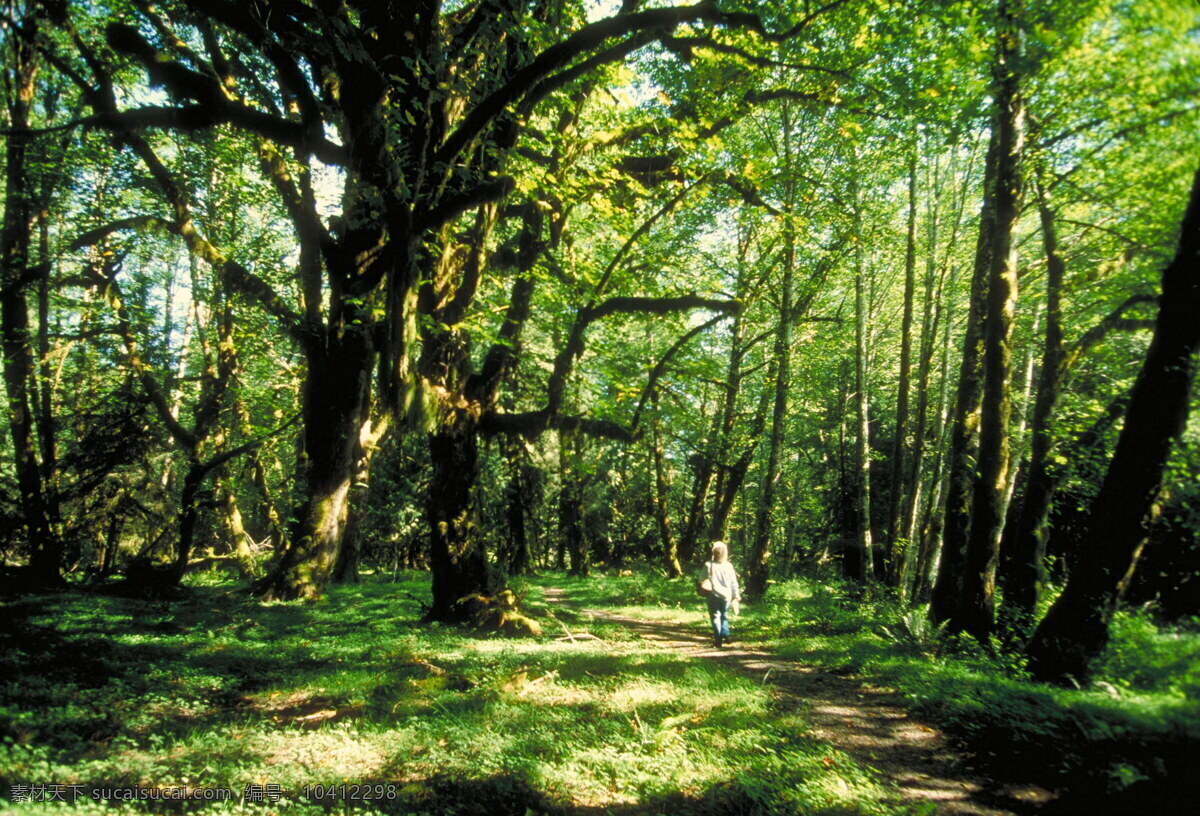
[[552, 594, 1055, 816]]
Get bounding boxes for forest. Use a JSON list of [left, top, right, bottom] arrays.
[[1, 0, 1199, 813]]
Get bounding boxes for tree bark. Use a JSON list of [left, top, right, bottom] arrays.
[[887, 147, 919, 586], [999, 179, 1065, 628], [748, 226, 794, 600], [851, 169, 874, 583], [957, 0, 1025, 641], [930, 128, 1001, 624], [1026, 167, 1200, 684], [560, 428, 588, 577], [258, 325, 375, 599], [427, 411, 494, 620], [651, 389, 683, 577], [1, 24, 60, 586]]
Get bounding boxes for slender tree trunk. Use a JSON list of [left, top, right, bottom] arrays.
[[688, 235, 753, 562], [999, 179, 1065, 627], [912, 263, 959, 603], [930, 127, 1001, 624], [501, 439, 532, 576], [101, 516, 122, 577], [709, 362, 772, 544], [957, 0, 1025, 641], [560, 427, 588, 576], [251, 452, 286, 554], [887, 148, 919, 586], [852, 171, 874, 583], [651, 389, 683, 577], [35, 212, 61, 539], [168, 464, 207, 583], [899, 158, 943, 596], [219, 480, 255, 574], [748, 216, 795, 600], [1026, 167, 1200, 684]]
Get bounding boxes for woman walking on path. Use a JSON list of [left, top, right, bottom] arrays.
[[705, 542, 741, 648]]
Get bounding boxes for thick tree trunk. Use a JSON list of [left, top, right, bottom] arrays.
[[427, 411, 493, 620], [1, 40, 60, 587], [957, 1, 1025, 640], [1026, 167, 1200, 684], [333, 414, 390, 585], [257, 326, 375, 600]]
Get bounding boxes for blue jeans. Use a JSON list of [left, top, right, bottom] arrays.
[[707, 594, 730, 642]]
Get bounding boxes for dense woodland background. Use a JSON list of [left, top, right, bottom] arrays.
[[2, 0, 1200, 693]]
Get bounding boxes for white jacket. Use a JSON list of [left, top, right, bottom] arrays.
[[706, 561, 740, 601]]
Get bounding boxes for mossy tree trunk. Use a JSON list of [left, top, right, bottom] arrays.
[[427, 412, 493, 621], [259, 324, 376, 599], [957, 0, 1025, 642], [1, 18, 61, 587]]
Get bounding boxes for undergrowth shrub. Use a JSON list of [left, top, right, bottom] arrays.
[[1094, 608, 1200, 696]]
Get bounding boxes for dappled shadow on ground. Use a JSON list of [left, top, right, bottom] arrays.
[[366, 770, 893, 816], [572, 604, 1055, 816]]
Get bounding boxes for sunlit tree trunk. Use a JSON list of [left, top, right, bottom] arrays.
[[260, 324, 376, 599], [851, 170, 874, 583], [887, 148, 919, 586], [912, 274, 956, 604], [957, 0, 1025, 641], [682, 249, 748, 564], [999, 178, 1065, 628], [748, 201, 795, 600]]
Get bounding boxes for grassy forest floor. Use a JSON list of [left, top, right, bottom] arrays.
[[1, 570, 1198, 815]]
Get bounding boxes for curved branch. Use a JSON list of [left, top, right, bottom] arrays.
[[1062, 294, 1159, 376], [435, 1, 798, 167], [630, 313, 731, 432], [480, 410, 634, 442]]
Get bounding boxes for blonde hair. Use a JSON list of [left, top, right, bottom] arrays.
[[710, 542, 728, 563]]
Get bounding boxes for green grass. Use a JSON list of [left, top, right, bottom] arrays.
[[736, 574, 1200, 803], [1, 571, 915, 815], [4, 567, 1195, 814]]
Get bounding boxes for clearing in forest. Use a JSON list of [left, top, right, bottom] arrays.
[[2, 571, 1195, 815]]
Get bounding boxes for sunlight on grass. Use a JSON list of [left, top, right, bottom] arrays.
[[1, 571, 919, 815], [23, 566, 1196, 812]]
